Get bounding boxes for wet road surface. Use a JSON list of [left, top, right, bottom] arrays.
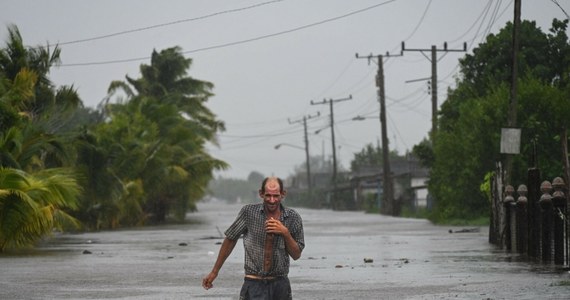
[[1, 200, 570, 299]]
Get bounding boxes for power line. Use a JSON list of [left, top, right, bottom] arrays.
[[402, 42, 467, 141], [60, 0, 398, 67], [400, 0, 433, 42], [329, 67, 376, 100], [552, 0, 570, 20], [385, 0, 433, 55], [468, 0, 495, 49], [218, 127, 304, 150], [387, 93, 429, 117], [312, 58, 355, 100], [448, 0, 494, 44], [311, 94, 352, 206], [220, 127, 301, 139], [386, 111, 409, 151], [321, 19, 425, 103], [436, 0, 510, 96], [479, 0, 504, 45], [52, 0, 286, 47]]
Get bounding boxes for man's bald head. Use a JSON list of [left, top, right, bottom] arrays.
[[260, 177, 284, 194]]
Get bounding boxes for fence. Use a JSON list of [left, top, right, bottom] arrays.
[[490, 164, 569, 266]]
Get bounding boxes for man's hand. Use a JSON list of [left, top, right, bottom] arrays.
[[202, 271, 217, 290], [265, 217, 288, 235], [266, 217, 302, 260]]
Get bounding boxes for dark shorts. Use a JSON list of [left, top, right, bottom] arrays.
[[239, 276, 292, 300]]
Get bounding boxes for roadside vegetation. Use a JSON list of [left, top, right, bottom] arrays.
[[0, 25, 226, 251], [424, 19, 570, 224]]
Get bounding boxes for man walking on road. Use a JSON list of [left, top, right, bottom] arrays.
[[202, 176, 305, 300]]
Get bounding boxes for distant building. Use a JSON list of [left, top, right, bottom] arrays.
[[285, 157, 430, 212]]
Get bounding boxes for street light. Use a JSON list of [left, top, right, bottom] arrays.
[[352, 114, 393, 215], [274, 143, 312, 197], [352, 115, 378, 121], [314, 125, 330, 135], [274, 143, 304, 151]]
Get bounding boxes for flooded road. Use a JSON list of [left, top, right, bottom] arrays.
[[1, 200, 570, 299]]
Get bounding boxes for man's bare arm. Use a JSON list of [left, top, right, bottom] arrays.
[[202, 237, 238, 290], [282, 229, 302, 260]]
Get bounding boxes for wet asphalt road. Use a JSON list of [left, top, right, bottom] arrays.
[[1, 200, 570, 300]]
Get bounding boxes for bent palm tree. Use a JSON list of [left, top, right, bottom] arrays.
[[0, 167, 80, 251], [104, 47, 227, 223]]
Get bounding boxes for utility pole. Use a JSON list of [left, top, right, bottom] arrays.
[[355, 52, 401, 215], [402, 42, 467, 142], [288, 112, 320, 199], [505, 0, 521, 185], [311, 95, 352, 208]]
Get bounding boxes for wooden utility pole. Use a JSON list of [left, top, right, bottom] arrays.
[[288, 112, 320, 198], [311, 95, 352, 208], [355, 52, 401, 215], [505, 0, 521, 185], [402, 42, 467, 142], [509, 0, 521, 128]]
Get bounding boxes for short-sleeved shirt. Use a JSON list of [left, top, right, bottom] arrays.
[[225, 203, 305, 277]]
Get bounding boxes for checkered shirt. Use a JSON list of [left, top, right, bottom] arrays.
[[225, 203, 305, 277]]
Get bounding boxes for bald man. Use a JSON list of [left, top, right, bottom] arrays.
[[202, 177, 305, 300]]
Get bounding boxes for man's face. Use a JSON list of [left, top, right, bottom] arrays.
[[261, 179, 282, 213]]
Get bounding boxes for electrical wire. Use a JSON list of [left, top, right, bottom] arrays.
[[52, 0, 286, 47], [328, 66, 376, 100], [386, 0, 432, 54], [60, 0, 399, 67], [440, 0, 511, 84], [479, 0, 503, 45], [388, 92, 427, 112], [220, 126, 302, 140], [341, 1, 507, 155], [220, 124, 312, 151], [448, 0, 495, 44], [312, 57, 356, 100], [551, 0, 570, 20], [400, 0, 433, 43], [468, 1, 494, 51], [386, 111, 410, 150]]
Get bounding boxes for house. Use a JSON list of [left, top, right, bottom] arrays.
[[284, 157, 430, 212], [348, 158, 430, 212]]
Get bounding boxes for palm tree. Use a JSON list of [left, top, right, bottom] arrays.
[[105, 46, 227, 223], [0, 67, 36, 132], [72, 128, 125, 230], [0, 167, 80, 251], [0, 25, 81, 119], [108, 46, 225, 139], [0, 25, 84, 249]]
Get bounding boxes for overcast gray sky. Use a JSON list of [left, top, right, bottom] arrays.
[[1, 0, 566, 180]]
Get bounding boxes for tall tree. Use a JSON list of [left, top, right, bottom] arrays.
[[0, 25, 84, 249], [350, 142, 403, 172], [0, 25, 82, 171], [103, 47, 227, 224], [0, 25, 81, 123], [428, 19, 570, 222]]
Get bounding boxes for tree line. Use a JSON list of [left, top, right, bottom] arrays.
[[415, 19, 570, 223], [0, 25, 226, 251]]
